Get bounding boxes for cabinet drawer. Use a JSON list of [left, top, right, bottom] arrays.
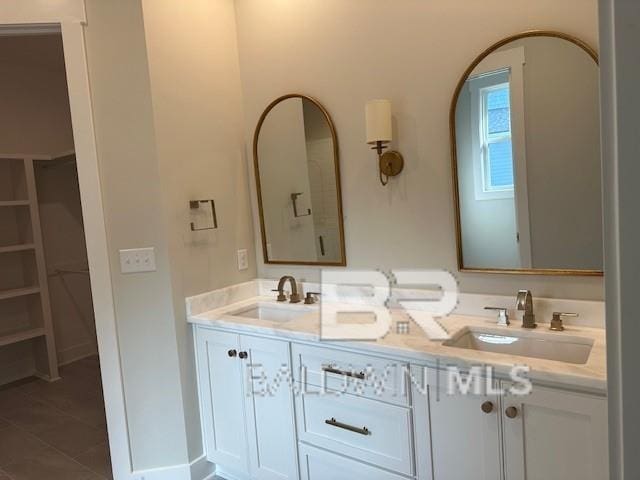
[[292, 343, 409, 406], [295, 389, 413, 475], [299, 443, 408, 480]]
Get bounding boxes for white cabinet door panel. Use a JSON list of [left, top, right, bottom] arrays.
[[196, 328, 249, 475], [423, 367, 501, 480], [502, 383, 608, 480], [243, 335, 299, 480]]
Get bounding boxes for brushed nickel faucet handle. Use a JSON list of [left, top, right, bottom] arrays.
[[304, 292, 321, 305], [484, 307, 510, 326], [550, 312, 578, 331], [271, 289, 287, 302]]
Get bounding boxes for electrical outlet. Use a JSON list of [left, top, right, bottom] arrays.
[[119, 247, 156, 273], [237, 249, 249, 271]]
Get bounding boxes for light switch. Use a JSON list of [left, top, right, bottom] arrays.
[[119, 247, 156, 273], [237, 249, 249, 271]]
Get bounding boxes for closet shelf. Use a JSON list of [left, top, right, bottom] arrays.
[[0, 200, 30, 207], [0, 154, 59, 380], [0, 327, 46, 347], [0, 244, 36, 254], [0, 286, 40, 301]]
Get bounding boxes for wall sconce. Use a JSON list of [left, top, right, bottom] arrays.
[[365, 99, 404, 186]]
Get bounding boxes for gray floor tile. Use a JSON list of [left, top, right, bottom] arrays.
[[1, 400, 69, 435], [0, 426, 48, 467], [74, 441, 112, 479], [3, 447, 100, 480], [0, 355, 109, 478], [0, 390, 37, 416], [34, 417, 106, 458]]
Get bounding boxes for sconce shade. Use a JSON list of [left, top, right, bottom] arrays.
[[365, 99, 393, 144]]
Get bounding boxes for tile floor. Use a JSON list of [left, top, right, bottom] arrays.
[[0, 356, 112, 480]]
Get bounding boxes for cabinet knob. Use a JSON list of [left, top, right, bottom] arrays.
[[227, 349, 237, 358], [238, 351, 248, 359], [481, 401, 494, 414], [505, 406, 518, 419]]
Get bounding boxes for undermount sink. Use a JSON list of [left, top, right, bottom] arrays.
[[443, 326, 594, 364], [228, 303, 311, 322]]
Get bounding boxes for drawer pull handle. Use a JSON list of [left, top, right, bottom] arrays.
[[322, 366, 366, 380], [505, 406, 518, 419], [325, 417, 371, 436]]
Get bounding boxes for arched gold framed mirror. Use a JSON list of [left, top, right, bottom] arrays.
[[253, 94, 346, 266], [450, 30, 602, 276]]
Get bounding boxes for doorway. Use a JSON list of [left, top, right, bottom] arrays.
[[0, 33, 112, 479]]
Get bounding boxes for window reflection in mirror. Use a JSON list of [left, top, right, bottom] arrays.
[[254, 95, 345, 266], [453, 34, 602, 274]]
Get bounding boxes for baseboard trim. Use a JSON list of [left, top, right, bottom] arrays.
[[129, 454, 215, 480], [131, 462, 188, 480], [0, 343, 98, 387], [190, 454, 216, 480], [0, 358, 35, 386], [214, 466, 250, 480], [57, 342, 98, 366]]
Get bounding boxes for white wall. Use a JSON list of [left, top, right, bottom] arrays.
[[599, 0, 640, 477], [0, 35, 74, 155], [83, 0, 190, 470], [235, 0, 604, 300], [139, 0, 258, 462], [0, 0, 248, 472]]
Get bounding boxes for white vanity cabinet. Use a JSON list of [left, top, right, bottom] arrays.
[[194, 324, 607, 480], [412, 366, 501, 480], [412, 366, 609, 480], [501, 383, 609, 480], [195, 327, 298, 480]]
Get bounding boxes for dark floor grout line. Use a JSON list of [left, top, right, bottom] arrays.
[[0, 466, 16, 480], [1, 401, 107, 456], [17, 382, 107, 432], [0, 416, 108, 480], [0, 358, 111, 479]]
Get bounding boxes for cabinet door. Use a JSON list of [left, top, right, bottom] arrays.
[[242, 335, 299, 480], [502, 383, 608, 480], [417, 367, 501, 480], [196, 328, 249, 474]]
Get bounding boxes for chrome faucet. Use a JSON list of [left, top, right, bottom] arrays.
[[274, 276, 301, 303], [516, 289, 537, 329]]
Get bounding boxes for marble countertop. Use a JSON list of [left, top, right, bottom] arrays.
[[188, 295, 607, 393]]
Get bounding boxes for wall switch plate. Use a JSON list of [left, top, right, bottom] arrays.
[[119, 247, 157, 273], [237, 249, 249, 271]]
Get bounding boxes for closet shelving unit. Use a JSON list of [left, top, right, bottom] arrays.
[[0, 150, 75, 381]]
